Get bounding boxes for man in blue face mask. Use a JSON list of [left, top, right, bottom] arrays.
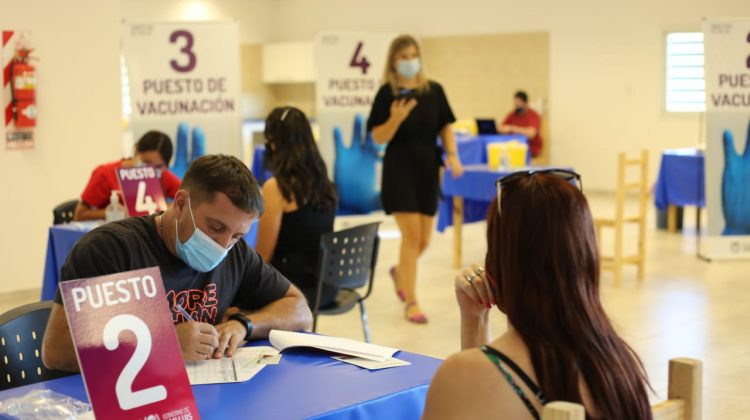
[[43, 155, 313, 372]]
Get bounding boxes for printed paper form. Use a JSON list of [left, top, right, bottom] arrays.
[[185, 346, 280, 385]]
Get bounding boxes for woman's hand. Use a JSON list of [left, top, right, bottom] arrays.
[[454, 264, 495, 319], [446, 154, 464, 178], [390, 98, 417, 123]]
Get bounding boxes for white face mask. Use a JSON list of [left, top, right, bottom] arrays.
[[174, 197, 231, 272], [397, 58, 421, 78]]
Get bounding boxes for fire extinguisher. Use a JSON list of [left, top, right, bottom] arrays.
[[10, 52, 37, 128]]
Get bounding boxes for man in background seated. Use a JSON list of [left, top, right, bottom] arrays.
[[498, 91, 543, 158], [43, 154, 312, 372], [74, 130, 182, 221]]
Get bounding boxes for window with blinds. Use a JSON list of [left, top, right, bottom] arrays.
[[665, 32, 705, 112]]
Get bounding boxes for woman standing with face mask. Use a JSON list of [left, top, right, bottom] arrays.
[[367, 35, 463, 324]]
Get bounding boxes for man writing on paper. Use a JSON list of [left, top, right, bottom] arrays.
[[498, 90, 543, 158], [43, 155, 313, 372]]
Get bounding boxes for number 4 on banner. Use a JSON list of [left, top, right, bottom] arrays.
[[350, 42, 370, 75], [135, 181, 159, 215]]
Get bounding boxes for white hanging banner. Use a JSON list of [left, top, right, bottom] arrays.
[[701, 18, 750, 260], [314, 31, 394, 212], [123, 21, 241, 158]]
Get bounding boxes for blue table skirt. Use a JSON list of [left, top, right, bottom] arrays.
[[437, 165, 513, 232], [654, 148, 705, 211], [0, 341, 442, 420], [41, 222, 259, 301]]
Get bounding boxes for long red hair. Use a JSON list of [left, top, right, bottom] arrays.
[[485, 174, 652, 419]]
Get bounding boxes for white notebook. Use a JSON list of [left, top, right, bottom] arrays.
[[269, 330, 398, 362]]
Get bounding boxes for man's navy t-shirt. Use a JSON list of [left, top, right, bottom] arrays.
[[54, 215, 291, 324]]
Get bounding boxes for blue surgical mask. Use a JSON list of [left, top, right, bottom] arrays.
[[175, 198, 230, 272], [397, 58, 421, 78]]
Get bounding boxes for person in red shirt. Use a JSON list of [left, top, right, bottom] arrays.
[[74, 131, 182, 221], [499, 91, 543, 158]]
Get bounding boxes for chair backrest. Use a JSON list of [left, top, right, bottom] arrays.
[[52, 199, 79, 225], [614, 150, 650, 221], [0, 301, 72, 390], [316, 222, 381, 291], [541, 358, 702, 420]]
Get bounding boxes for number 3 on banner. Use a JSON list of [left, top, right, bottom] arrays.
[[136, 181, 158, 215], [104, 314, 167, 411], [170, 30, 196, 73]]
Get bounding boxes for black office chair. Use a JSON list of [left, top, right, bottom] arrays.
[[0, 301, 72, 390], [52, 199, 79, 225], [312, 222, 380, 343]]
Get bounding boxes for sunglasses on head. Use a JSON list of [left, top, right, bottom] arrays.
[[495, 169, 582, 215]]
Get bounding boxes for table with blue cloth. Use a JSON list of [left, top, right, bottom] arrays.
[[0, 340, 441, 420], [439, 165, 565, 268], [41, 221, 260, 301], [653, 148, 705, 232]]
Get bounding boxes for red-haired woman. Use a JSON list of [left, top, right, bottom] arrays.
[[422, 170, 652, 420]]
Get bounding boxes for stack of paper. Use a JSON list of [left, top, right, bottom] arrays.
[[269, 330, 398, 362], [269, 330, 410, 370], [185, 346, 280, 385]]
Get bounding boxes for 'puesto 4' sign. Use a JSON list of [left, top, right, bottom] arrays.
[[61, 267, 199, 420]]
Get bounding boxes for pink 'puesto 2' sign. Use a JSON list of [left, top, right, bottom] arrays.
[[116, 165, 167, 217], [61, 267, 199, 420]]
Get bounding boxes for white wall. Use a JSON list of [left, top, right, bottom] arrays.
[[0, 0, 122, 294], [265, 0, 748, 191]]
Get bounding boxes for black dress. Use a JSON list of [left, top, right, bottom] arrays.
[[270, 206, 337, 307], [366, 81, 456, 215]]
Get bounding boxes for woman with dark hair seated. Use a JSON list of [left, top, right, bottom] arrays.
[[256, 107, 339, 308], [74, 130, 181, 221], [422, 170, 652, 420]]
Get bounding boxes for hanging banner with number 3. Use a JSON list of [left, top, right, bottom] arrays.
[[117, 165, 168, 217], [61, 267, 199, 420]]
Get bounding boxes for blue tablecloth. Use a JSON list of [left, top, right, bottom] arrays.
[[454, 133, 530, 165], [437, 165, 573, 232], [41, 221, 260, 301], [251, 145, 273, 184], [654, 148, 705, 211], [0, 341, 441, 420], [437, 165, 513, 232]]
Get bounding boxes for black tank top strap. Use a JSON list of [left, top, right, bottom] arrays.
[[481, 345, 548, 405]]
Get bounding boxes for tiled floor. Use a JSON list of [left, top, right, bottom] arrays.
[[7, 193, 748, 418]]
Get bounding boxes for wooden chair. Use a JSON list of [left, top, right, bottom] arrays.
[[594, 150, 649, 286], [542, 358, 702, 420]]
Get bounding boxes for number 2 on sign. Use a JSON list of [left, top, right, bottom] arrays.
[[135, 181, 158, 215], [104, 314, 167, 411], [350, 42, 370, 75]]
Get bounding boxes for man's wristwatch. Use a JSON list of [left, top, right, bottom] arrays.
[[229, 313, 254, 341]]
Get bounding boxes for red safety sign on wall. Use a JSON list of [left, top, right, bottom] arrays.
[[2, 29, 35, 150]]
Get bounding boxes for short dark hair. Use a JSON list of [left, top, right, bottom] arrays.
[[135, 131, 173, 165], [514, 91, 528, 103], [181, 154, 264, 216]]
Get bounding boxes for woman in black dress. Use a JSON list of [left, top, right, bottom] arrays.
[[256, 106, 339, 308], [367, 35, 463, 323]]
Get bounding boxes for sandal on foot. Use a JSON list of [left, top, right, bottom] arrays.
[[405, 302, 428, 324], [390, 266, 406, 302]]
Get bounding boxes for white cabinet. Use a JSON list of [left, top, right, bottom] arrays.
[[261, 42, 314, 83]]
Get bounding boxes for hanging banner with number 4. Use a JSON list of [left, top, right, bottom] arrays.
[[61, 267, 199, 420], [117, 165, 168, 217]]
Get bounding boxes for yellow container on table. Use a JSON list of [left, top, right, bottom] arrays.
[[505, 141, 528, 168], [487, 141, 528, 170], [487, 143, 506, 170]]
